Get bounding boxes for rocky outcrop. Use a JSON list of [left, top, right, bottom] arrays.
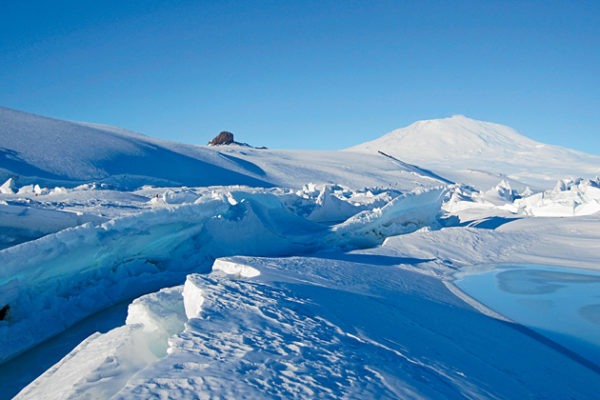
[[208, 131, 235, 146], [207, 131, 266, 148], [0, 305, 9, 321]]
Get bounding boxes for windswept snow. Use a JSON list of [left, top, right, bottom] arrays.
[[3, 108, 598, 192]]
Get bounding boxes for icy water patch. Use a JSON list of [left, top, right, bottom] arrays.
[[454, 264, 600, 366]]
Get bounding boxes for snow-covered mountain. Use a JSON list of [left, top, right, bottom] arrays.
[[347, 115, 600, 189]]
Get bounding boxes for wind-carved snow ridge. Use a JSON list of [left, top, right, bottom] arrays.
[[21, 255, 600, 399], [23, 265, 436, 399], [0, 185, 446, 363], [16, 286, 188, 400]]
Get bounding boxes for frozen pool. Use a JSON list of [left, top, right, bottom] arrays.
[[454, 264, 600, 367]]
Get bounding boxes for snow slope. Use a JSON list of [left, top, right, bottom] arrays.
[[3, 107, 599, 192], [0, 106, 272, 188], [347, 115, 600, 190], [213, 146, 450, 190], [0, 106, 445, 191], [18, 242, 600, 399]]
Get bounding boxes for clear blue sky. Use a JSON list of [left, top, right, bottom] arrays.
[[1, 0, 599, 153]]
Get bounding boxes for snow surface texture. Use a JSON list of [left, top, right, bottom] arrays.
[[0, 184, 445, 364], [19, 251, 600, 399], [347, 115, 600, 190], [0, 107, 276, 189]]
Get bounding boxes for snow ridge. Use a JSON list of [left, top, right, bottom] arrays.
[[0, 106, 270, 188]]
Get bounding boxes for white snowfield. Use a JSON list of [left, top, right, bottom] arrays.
[[1, 107, 600, 399]]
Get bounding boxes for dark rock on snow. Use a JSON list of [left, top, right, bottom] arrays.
[[207, 131, 266, 148], [0, 304, 9, 321], [208, 131, 235, 145]]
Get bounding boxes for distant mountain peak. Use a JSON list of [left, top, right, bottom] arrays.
[[351, 115, 538, 158], [346, 115, 600, 188]]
